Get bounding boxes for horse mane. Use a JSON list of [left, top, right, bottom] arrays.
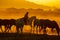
[[29, 16, 36, 20]]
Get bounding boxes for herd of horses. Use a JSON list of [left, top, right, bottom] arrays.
[[0, 12, 60, 35]]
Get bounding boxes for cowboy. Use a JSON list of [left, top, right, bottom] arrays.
[[23, 12, 29, 25]]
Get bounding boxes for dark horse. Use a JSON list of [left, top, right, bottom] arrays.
[[0, 19, 3, 32], [2, 19, 10, 32], [2, 19, 16, 32], [27, 16, 36, 32], [34, 19, 60, 35], [33, 18, 40, 33], [6, 19, 16, 32], [16, 18, 25, 33], [15, 12, 29, 33], [40, 19, 60, 35], [8, 19, 16, 30]]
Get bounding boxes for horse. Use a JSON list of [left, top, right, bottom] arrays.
[[15, 12, 29, 33], [49, 21, 60, 35], [16, 18, 25, 33], [27, 16, 36, 32], [16, 16, 36, 33], [5, 19, 16, 32], [8, 19, 16, 29], [33, 19, 41, 33], [39, 19, 60, 35], [23, 12, 29, 25], [39, 19, 50, 32], [0, 19, 3, 32], [2, 19, 10, 32], [33, 19, 60, 35]]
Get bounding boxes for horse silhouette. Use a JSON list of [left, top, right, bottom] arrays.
[[16, 18, 25, 33], [23, 12, 29, 25], [39, 19, 60, 35], [27, 16, 36, 32], [49, 21, 60, 35], [34, 19, 40, 27], [15, 12, 29, 33], [33, 18, 40, 33], [33, 19, 60, 35], [0, 19, 16, 33], [9, 19, 16, 28], [0, 19, 3, 32], [2, 19, 10, 32], [7, 19, 16, 32]]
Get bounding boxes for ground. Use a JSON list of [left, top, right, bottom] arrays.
[[0, 33, 60, 40]]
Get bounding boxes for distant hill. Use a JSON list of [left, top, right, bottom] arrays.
[[0, 7, 60, 17], [0, 0, 51, 9]]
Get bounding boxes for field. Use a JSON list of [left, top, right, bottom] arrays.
[[0, 33, 60, 40]]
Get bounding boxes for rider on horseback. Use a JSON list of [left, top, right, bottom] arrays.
[[23, 12, 29, 25]]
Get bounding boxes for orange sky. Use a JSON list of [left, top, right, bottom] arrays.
[[26, 0, 60, 8], [0, 0, 60, 8]]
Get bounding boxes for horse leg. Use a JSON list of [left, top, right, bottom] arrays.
[[9, 25, 12, 32], [36, 27, 38, 34], [30, 27, 32, 33], [20, 25, 23, 33], [6, 25, 9, 32], [30, 24, 32, 33], [39, 26, 41, 32], [21, 28, 23, 33], [4, 25, 8, 33], [39, 26, 43, 32], [6, 25, 11, 33], [51, 28, 54, 32], [16, 27, 19, 33], [33, 24, 36, 33], [55, 27, 60, 35], [36, 25, 38, 34], [0, 26, 3, 32], [33, 26, 35, 34], [43, 26, 46, 34]]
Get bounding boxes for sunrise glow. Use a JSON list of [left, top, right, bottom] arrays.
[[26, 0, 60, 7]]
